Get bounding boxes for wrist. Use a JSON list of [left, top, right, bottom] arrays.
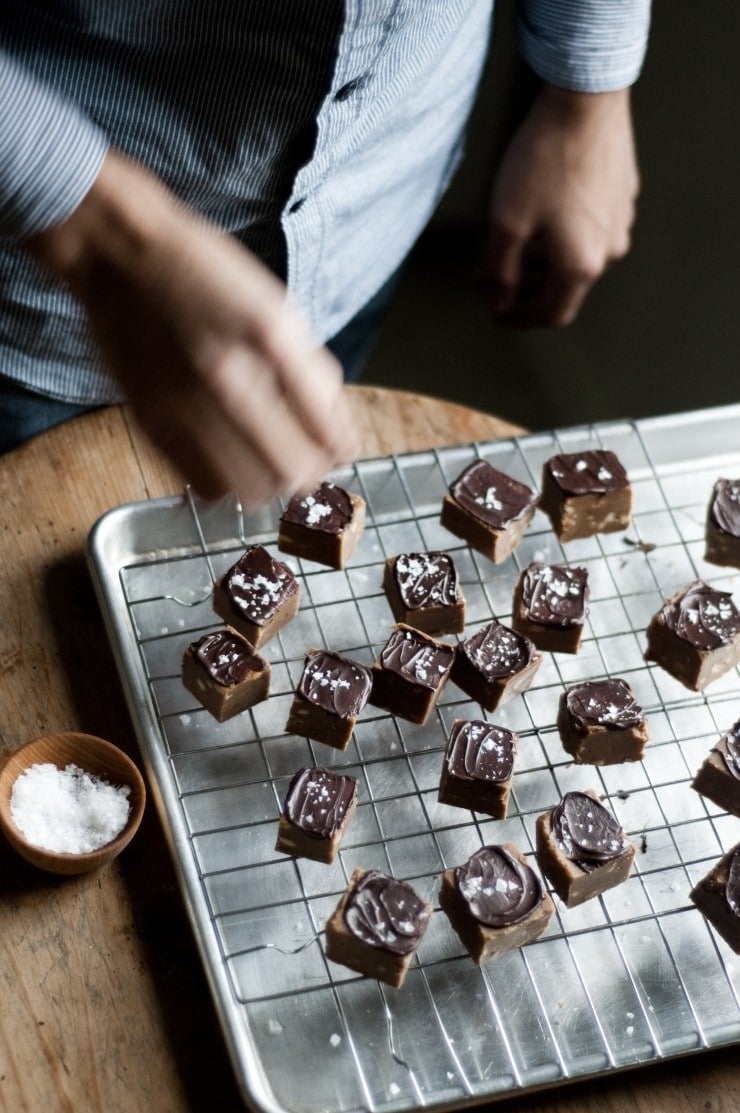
[[536, 82, 631, 125]]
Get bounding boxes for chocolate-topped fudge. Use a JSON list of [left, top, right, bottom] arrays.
[[692, 719, 740, 817], [278, 481, 365, 570], [181, 627, 270, 721], [324, 867, 432, 987], [438, 719, 518, 819], [439, 843, 555, 964], [440, 459, 538, 563], [383, 550, 466, 635], [643, 579, 740, 691], [370, 623, 455, 724], [704, 478, 740, 568], [557, 678, 650, 764], [536, 789, 635, 907], [275, 766, 359, 864], [512, 562, 589, 654], [690, 842, 740, 954], [285, 648, 372, 750], [539, 449, 632, 542], [213, 544, 300, 649], [451, 618, 542, 711]]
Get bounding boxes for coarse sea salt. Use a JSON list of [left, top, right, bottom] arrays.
[[10, 762, 131, 854]]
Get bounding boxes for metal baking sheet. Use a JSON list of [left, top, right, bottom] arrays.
[[87, 405, 740, 1113]]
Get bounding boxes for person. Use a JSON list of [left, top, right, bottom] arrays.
[[0, 1, 651, 508]]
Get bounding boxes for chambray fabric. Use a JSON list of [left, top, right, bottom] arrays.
[[0, 1, 651, 405]]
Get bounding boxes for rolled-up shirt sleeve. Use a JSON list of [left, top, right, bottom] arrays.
[[516, 0, 652, 92], [0, 50, 109, 243]]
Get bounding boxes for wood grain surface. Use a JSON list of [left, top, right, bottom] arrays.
[[0, 387, 736, 1113]]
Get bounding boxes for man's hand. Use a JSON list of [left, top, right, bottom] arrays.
[[26, 150, 359, 508], [483, 84, 639, 327]]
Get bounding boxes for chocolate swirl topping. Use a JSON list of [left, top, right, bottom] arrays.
[[521, 563, 589, 628], [222, 545, 298, 625], [446, 720, 516, 783], [710, 479, 740, 538], [281, 482, 353, 534], [283, 767, 358, 839], [726, 847, 740, 917], [661, 580, 740, 649], [565, 678, 644, 729], [455, 846, 543, 927], [460, 620, 535, 679], [551, 791, 629, 874], [547, 450, 628, 495], [714, 720, 740, 781], [193, 629, 266, 687], [450, 459, 537, 529], [298, 649, 372, 718], [379, 627, 455, 690], [343, 870, 431, 954], [393, 551, 459, 610]]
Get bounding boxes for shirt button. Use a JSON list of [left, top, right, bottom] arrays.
[[288, 198, 305, 214]]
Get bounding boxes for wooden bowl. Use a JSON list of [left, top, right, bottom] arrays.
[[0, 732, 146, 875]]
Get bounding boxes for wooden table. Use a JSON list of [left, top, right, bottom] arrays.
[[0, 387, 736, 1113]]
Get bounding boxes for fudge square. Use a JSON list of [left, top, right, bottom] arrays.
[[438, 719, 518, 819], [643, 579, 740, 691], [370, 623, 455, 725], [285, 648, 372, 750], [324, 868, 432, 987], [691, 718, 740, 818], [512, 561, 590, 655], [539, 449, 632, 542], [213, 543, 300, 649], [704, 478, 740, 568], [440, 458, 538, 563], [278, 481, 365, 570], [690, 842, 740, 954], [275, 766, 358, 864], [557, 677, 650, 764], [382, 550, 466, 635], [439, 843, 555, 965], [536, 789, 635, 907], [451, 618, 542, 711], [181, 627, 270, 721]]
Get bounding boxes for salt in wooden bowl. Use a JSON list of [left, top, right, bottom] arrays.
[[0, 732, 146, 875]]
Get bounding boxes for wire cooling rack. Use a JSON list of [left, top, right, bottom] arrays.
[[88, 406, 740, 1113]]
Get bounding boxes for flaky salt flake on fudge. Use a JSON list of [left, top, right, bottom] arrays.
[[370, 623, 455, 724], [383, 550, 465, 634], [557, 677, 649, 764], [643, 579, 740, 691], [539, 449, 632, 542], [512, 561, 589, 654], [440, 458, 538, 563], [704, 478, 740, 568], [213, 544, 300, 649], [438, 718, 518, 819], [275, 766, 358, 864], [285, 648, 372, 750], [278, 481, 365, 569], [451, 618, 542, 711], [181, 627, 270, 721]]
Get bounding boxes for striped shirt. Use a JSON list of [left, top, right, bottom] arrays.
[[0, 1, 651, 404]]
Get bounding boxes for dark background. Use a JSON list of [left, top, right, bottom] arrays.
[[361, 0, 740, 431]]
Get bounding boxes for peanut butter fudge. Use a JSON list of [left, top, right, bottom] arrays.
[[438, 719, 518, 819], [370, 623, 455, 724], [691, 719, 740, 817], [382, 550, 465, 635], [439, 843, 555, 964], [451, 618, 542, 711], [275, 766, 358, 864], [278, 481, 365, 570], [512, 562, 589, 654], [213, 544, 300, 649], [539, 449, 632, 542], [690, 843, 740, 953], [285, 648, 372, 750], [557, 678, 649, 764], [181, 627, 270, 721], [324, 868, 432, 987], [704, 478, 740, 568], [440, 459, 538, 563], [643, 579, 740, 691], [536, 789, 635, 907]]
